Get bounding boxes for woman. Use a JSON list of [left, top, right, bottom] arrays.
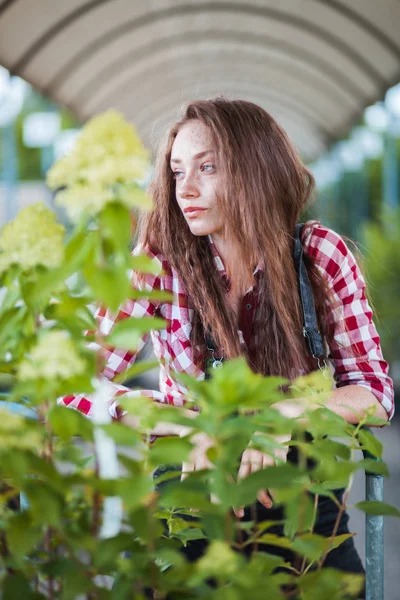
[[62, 98, 394, 580]]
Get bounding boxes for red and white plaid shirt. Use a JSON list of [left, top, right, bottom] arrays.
[[62, 221, 395, 420]]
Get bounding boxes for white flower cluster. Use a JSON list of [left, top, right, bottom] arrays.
[[18, 331, 86, 381], [47, 110, 152, 221], [0, 203, 65, 273]]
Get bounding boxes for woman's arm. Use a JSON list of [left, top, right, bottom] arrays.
[[273, 385, 388, 425], [302, 223, 394, 424], [326, 385, 388, 424]]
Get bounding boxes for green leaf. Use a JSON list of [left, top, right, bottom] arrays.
[[64, 228, 96, 271], [26, 232, 96, 308], [57, 558, 95, 599], [326, 532, 355, 551], [312, 458, 357, 487], [113, 359, 159, 384], [192, 540, 240, 579], [150, 437, 192, 465], [357, 428, 383, 459], [129, 505, 164, 543], [84, 264, 131, 312], [307, 485, 339, 504], [26, 453, 65, 493], [130, 254, 163, 275], [167, 516, 192, 536], [44, 298, 96, 331], [0, 283, 22, 317], [355, 500, 400, 517], [201, 512, 230, 541], [292, 533, 327, 562], [160, 478, 215, 512], [246, 551, 286, 577], [7, 513, 42, 558], [93, 533, 135, 569], [0, 306, 27, 349], [298, 567, 364, 599], [106, 316, 165, 350], [0, 450, 30, 485], [99, 202, 131, 254], [175, 527, 207, 544], [305, 407, 350, 438], [118, 475, 154, 510], [101, 422, 141, 446], [25, 481, 64, 527], [357, 458, 389, 476], [312, 438, 351, 461], [235, 464, 301, 507], [3, 573, 39, 600], [284, 494, 316, 537], [254, 533, 292, 550], [48, 405, 94, 441], [51, 371, 96, 397], [129, 288, 173, 302]]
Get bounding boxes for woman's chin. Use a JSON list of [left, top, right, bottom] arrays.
[[187, 222, 213, 237]]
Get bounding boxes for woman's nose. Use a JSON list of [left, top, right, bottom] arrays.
[[180, 173, 200, 198]]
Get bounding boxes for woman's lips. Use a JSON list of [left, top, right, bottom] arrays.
[[184, 208, 207, 219]]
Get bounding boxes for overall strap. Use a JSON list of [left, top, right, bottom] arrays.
[[204, 223, 327, 378], [293, 223, 327, 362]]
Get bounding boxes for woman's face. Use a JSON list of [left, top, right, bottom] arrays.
[[170, 120, 224, 237]]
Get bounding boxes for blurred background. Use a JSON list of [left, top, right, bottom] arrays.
[[0, 1, 399, 595]]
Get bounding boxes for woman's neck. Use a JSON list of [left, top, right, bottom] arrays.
[[212, 232, 255, 296], [211, 230, 235, 272]]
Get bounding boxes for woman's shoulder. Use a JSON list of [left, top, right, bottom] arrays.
[[301, 220, 358, 282]]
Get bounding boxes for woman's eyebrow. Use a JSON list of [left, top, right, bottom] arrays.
[[170, 150, 214, 164]]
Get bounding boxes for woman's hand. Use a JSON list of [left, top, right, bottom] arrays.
[[233, 433, 290, 518]]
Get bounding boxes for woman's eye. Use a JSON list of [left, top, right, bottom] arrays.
[[172, 170, 183, 179], [202, 164, 215, 172]]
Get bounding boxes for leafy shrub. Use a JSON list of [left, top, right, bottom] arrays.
[[0, 112, 395, 599]]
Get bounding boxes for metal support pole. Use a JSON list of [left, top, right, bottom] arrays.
[[365, 473, 384, 600]]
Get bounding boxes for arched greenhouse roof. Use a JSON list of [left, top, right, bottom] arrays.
[[1, 0, 400, 160]]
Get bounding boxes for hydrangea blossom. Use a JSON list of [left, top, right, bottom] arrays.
[[19, 331, 86, 381], [47, 110, 152, 221], [0, 203, 65, 273]]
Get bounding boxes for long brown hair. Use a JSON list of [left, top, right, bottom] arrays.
[[140, 97, 333, 379]]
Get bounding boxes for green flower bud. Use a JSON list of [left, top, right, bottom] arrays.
[[46, 110, 152, 221], [0, 203, 65, 273], [19, 331, 86, 381]]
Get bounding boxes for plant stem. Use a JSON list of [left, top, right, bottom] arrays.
[[146, 495, 158, 594], [0, 531, 13, 575], [44, 528, 55, 600], [317, 486, 350, 569], [299, 493, 319, 575], [43, 401, 56, 599], [250, 503, 259, 556], [224, 510, 232, 545], [235, 515, 244, 549]]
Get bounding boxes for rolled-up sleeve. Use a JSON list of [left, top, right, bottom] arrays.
[[304, 222, 395, 420]]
